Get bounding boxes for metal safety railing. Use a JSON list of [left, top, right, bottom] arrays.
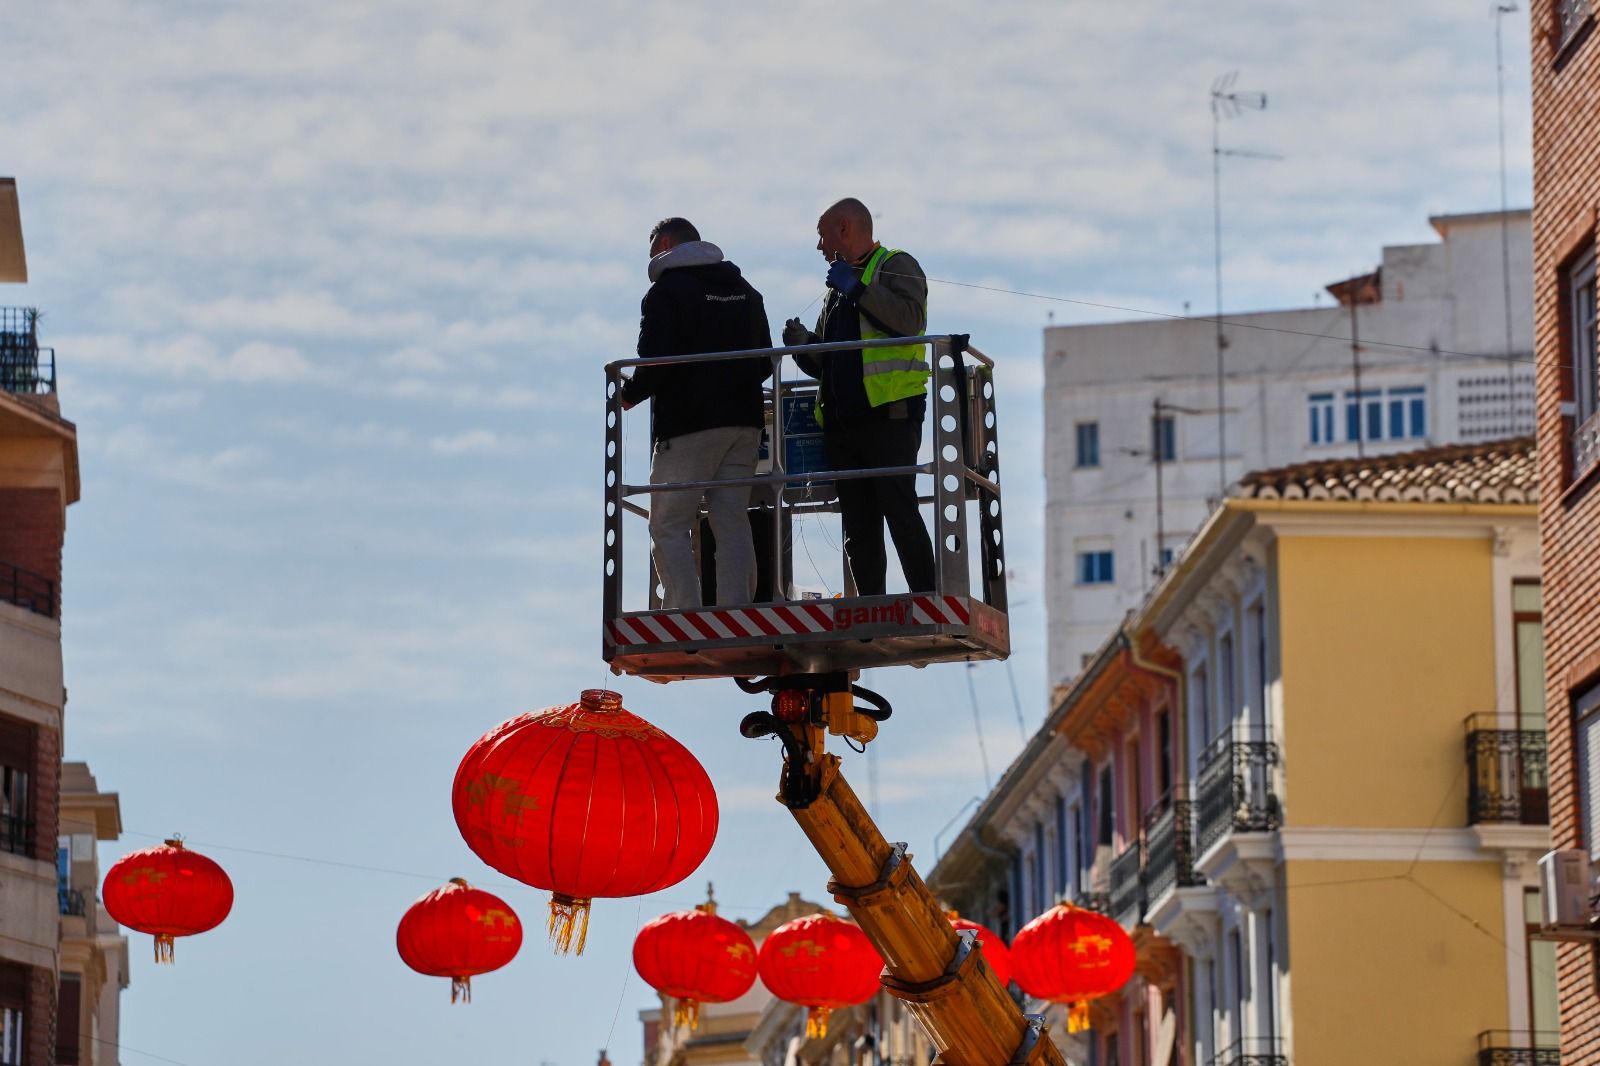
[[0, 307, 55, 397], [602, 334, 1005, 619], [1466, 716, 1549, 826], [0, 559, 56, 619], [1197, 733, 1281, 856], [1477, 1030, 1561, 1065], [1109, 839, 1145, 926], [1145, 795, 1205, 904]]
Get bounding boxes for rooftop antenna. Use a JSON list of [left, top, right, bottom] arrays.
[[1494, 2, 1521, 432], [1210, 72, 1275, 499]]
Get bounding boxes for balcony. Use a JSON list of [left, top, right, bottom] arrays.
[[1477, 1030, 1560, 1065], [1145, 797, 1205, 904], [1073, 891, 1111, 915], [1210, 1039, 1288, 1066], [1109, 840, 1144, 926], [0, 307, 55, 397], [0, 813, 31, 857], [1466, 719, 1548, 825], [0, 560, 56, 619], [57, 886, 87, 917], [1197, 735, 1281, 856]]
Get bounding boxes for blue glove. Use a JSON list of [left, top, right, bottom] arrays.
[[826, 258, 865, 300]]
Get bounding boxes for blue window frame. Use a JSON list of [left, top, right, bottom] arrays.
[[1075, 422, 1100, 468], [1389, 386, 1426, 439], [1344, 386, 1426, 442], [1152, 416, 1176, 462], [1077, 551, 1114, 585], [1308, 393, 1335, 444]]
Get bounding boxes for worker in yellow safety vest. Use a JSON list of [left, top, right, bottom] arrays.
[[784, 198, 936, 596]]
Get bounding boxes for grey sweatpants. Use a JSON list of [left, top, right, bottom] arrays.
[[648, 425, 761, 610]]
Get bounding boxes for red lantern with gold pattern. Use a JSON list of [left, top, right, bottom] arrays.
[[1008, 902, 1136, 1032], [397, 878, 522, 1003], [452, 689, 718, 954], [757, 912, 882, 1038], [949, 914, 1013, 988], [633, 890, 758, 1029], [102, 837, 233, 964]]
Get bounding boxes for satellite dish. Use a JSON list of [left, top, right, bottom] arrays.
[[1153, 1006, 1178, 1066]]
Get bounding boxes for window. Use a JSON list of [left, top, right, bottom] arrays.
[[1389, 386, 1426, 439], [1578, 683, 1600, 861], [1157, 711, 1173, 802], [1152, 415, 1176, 463], [1076, 422, 1101, 468], [1526, 888, 1559, 1038], [1340, 386, 1428, 443], [0, 717, 30, 858], [1078, 551, 1115, 585], [1192, 663, 1211, 754], [1098, 765, 1115, 847], [1557, 0, 1593, 51], [1032, 822, 1047, 913], [1308, 392, 1336, 444], [1220, 633, 1237, 732], [1250, 603, 1269, 735], [56, 973, 80, 1065], [1056, 795, 1070, 896], [1126, 738, 1142, 837], [0, 963, 23, 1066], [1568, 247, 1598, 474], [1515, 583, 1546, 732]]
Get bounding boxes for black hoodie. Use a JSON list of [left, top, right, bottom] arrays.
[[622, 241, 773, 445]]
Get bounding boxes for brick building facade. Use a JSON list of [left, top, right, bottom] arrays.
[[1531, 0, 1600, 1060]]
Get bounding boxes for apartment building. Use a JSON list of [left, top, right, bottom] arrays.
[[1, 177, 126, 1066], [1044, 210, 1535, 687], [936, 439, 1552, 1065], [1528, 0, 1600, 1060]]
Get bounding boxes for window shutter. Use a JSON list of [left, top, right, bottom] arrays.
[[1579, 685, 1600, 861]]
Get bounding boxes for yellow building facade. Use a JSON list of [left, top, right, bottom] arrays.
[[1140, 440, 1551, 1065]]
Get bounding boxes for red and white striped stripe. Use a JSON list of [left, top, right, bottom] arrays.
[[607, 596, 972, 647]]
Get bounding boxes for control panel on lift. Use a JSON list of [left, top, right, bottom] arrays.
[[601, 334, 1009, 682]]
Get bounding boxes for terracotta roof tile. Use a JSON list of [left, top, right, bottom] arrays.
[[1232, 436, 1536, 505]]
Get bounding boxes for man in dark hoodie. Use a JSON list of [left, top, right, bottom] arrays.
[[621, 217, 772, 610]]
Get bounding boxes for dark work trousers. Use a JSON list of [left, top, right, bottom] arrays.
[[825, 417, 937, 596]]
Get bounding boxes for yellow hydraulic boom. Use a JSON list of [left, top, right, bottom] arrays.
[[739, 674, 1066, 1066]]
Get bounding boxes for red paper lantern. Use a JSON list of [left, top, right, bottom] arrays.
[[1009, 903, 1136, 1032], [102, 837, 233, 964], [949, 914, 1012, 988], [453, 689, 718, 954], [633, 892, 758, 1029], [397, 878, 522, 1003], [757, 912, 882, 1037]]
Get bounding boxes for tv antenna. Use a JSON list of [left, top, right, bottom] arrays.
[[1493, 2, 1521, 430], [1210, 72, 1277, 500]]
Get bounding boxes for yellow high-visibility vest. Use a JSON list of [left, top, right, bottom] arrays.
[[816, 246, 928, 425]]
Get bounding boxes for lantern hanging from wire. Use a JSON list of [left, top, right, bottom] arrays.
[[757, 912, 882, 1038], [633, 886, 758, 1029], [948, 913, 1013, 989], [396, 878, 522, 1003], [1008, 902, 1136, 1032], [453, 689, 718, 955], [102, 837, 233, 964]]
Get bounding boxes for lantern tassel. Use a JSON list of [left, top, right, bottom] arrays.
[[547, 892, 591, 955], [1067, 1000, 1090, 1033], [451, 976, 471, 1004], [153, 934, 174, 965], [673, 998, 702, 1030], [806, 1006, 832, 1039]]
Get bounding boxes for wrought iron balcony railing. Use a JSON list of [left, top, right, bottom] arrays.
[[1145, 797, 1205, 903], [0, 813, 32, 857], [1209, 1039, 1287, 1066], [0, 307, 55, 397], [1467, 720, 1549, 825], [1072, 891, 1111, 915], [57, 887, 87, 917], [1197, 735, 1282, 856], [1477, 1030, 1561, 1065], [1109, 840, 1144, 926], [0, 560, 56, 619]]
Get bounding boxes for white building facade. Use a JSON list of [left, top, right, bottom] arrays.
[[1044, 209, 1535, 685]]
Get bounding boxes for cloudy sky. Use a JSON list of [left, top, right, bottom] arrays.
[[2, 2, 1531, 1064]]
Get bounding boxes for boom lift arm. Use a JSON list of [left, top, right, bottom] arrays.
[[740, 676, 1067, 1066]]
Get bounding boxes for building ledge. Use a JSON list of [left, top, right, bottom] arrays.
[[1469, 823, 1551, 855], [1196, 831, 1278, 907], [1146, 884, 1221, 956]]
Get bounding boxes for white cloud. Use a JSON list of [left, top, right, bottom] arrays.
[[428, 428, 500, 455]]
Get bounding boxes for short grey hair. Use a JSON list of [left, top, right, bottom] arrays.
[[822, 198, 873, 237]]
